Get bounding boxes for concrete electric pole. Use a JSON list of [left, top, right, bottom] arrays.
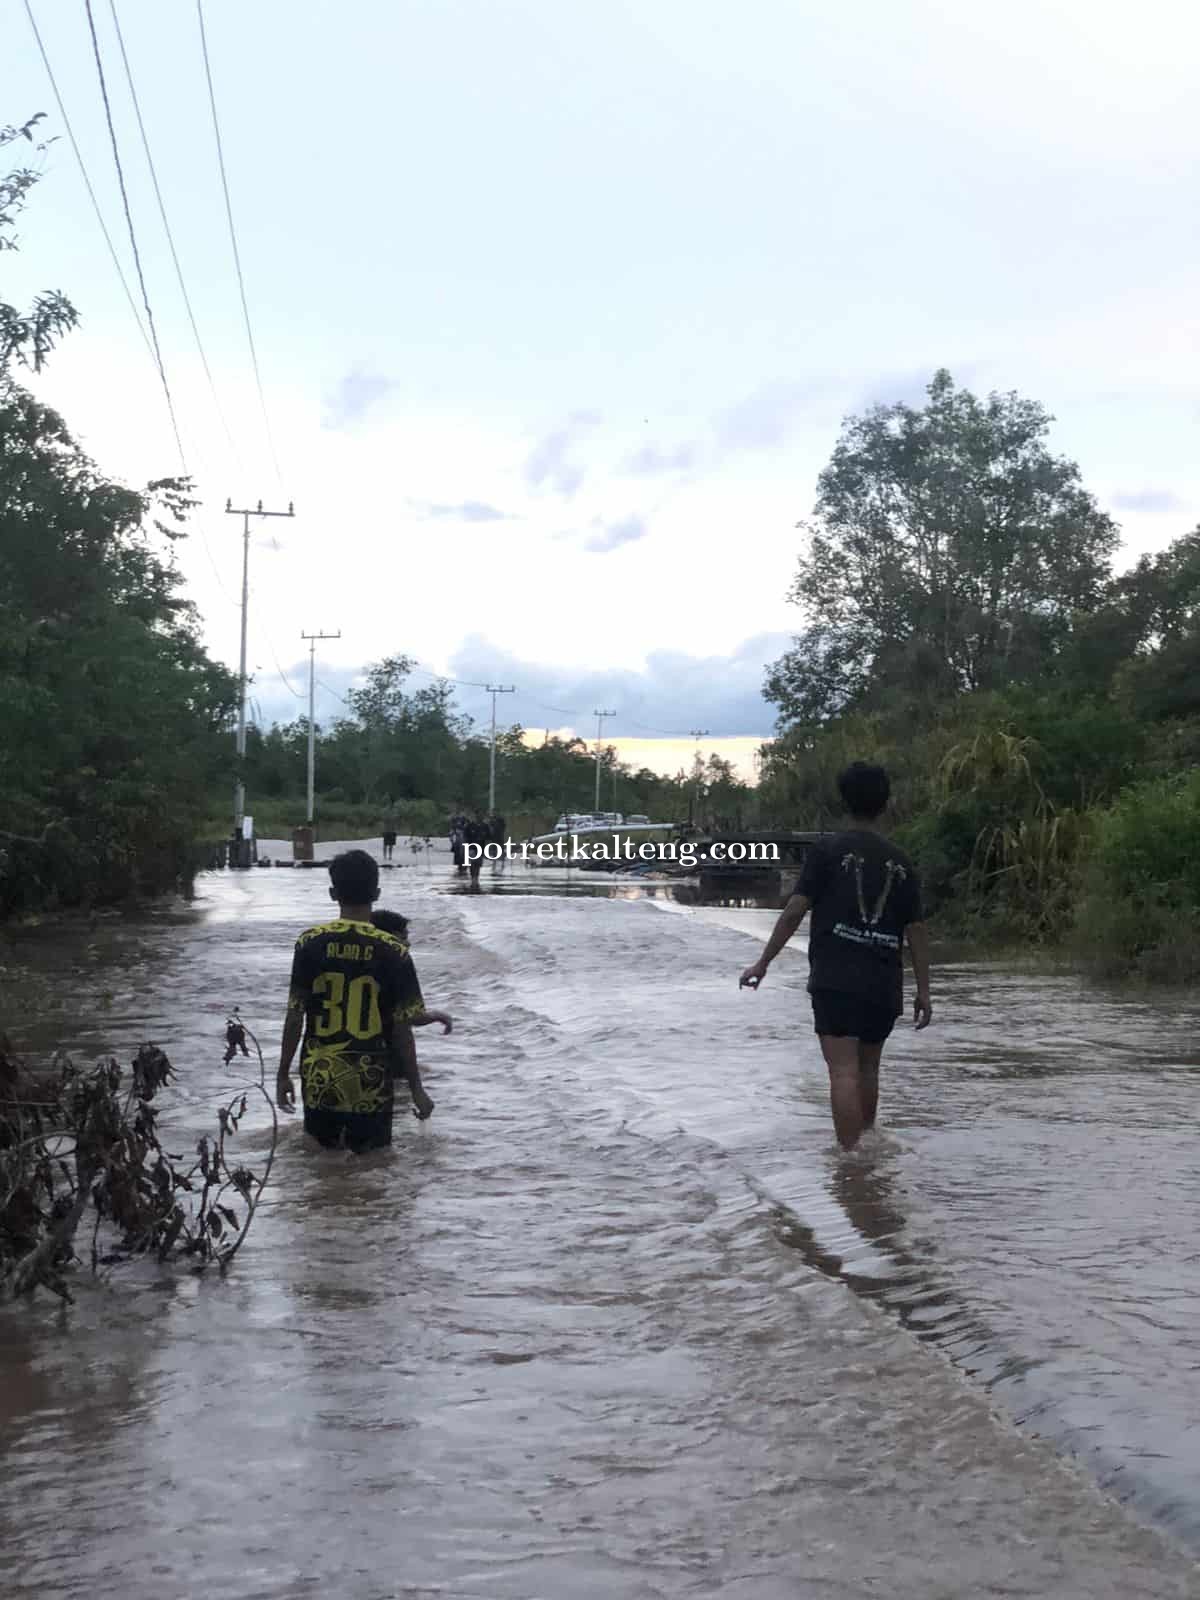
[[689, 728, 710, 824], [302, 628, 340, 825], [593, 709, 617, 811], [225, 497, 294, 862], [486, 685, 515, 810]]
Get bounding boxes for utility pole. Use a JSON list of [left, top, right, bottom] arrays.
[[486, 685, 515, 811], [302, 628, 340, 824], [593, 709, 617, 811], [689, 728, 710, 825], [226, 497, 294, 861]]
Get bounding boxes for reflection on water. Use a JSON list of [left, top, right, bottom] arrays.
[[1, 842, 1198, 1597], [435, 858, 791, 909]]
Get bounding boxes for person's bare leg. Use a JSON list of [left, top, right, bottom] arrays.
[[818, 1034, 864, 1150], [857, 1041, 883, 1130]]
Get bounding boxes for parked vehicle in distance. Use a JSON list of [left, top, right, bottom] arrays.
[[625, 814, 651, 826]]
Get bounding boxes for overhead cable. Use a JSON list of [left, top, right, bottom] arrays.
[[107, 0, 244, 471], [23, 0, 154, 363], [196, 0, 284, 486], [83, 0, 187, 470]]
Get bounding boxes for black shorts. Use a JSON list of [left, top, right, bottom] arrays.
[[810, 989, 897, 1046], [303, 1105, 394, 1153]]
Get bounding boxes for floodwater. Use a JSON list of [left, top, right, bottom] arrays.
[[1, 838, 1198, 1599]]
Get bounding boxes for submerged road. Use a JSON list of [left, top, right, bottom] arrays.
[[0, 840, 1197, 1598]]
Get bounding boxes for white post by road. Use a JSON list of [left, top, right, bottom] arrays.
[[302, 628, 340, 824], [225, 498, 294, 846]]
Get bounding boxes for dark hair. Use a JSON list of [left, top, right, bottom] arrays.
[[837, 761, 890, 820], [329, 849, 379, 905], [371, 908, 410, 940]]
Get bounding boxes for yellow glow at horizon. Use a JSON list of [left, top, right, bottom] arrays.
[[519, 729, 771, 785]]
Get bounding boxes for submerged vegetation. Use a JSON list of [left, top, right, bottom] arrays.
[[0, 1029, 275, 1301], [761, 371, 1200, 981]]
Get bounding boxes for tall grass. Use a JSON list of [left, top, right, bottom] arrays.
[[1071, 770, 1200, 982]]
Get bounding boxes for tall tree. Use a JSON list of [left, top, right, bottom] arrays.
[[766, 370, 1119, 727], [0, 112, 236, 913]]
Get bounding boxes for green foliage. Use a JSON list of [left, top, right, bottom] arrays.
[[0, 113, 238, 917], [0, 115, 77, 370], [1071, 771, 1200, 982], [757, 370, 1200, 979], [767, 370, 1119, 728], [0, 383, 238, 913]]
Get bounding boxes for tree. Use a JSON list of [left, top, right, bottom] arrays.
[[766, 370, 1119, 728], [0, 109, 237, 915], [1, 114, 77, 370]]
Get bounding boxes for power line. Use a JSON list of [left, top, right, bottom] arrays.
[[106, 0, 245, 472], [22, 0, 153, 363], [408, 662, 492, 690], [196, 0, 284, 487], [83, 0, 186, 471], [264, 636, 304, 698], [623, 715, 694, 738]]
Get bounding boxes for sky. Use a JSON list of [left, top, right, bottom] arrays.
[[6, 0, 1200, 781]]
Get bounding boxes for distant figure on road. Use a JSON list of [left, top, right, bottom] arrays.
[[463, 810, 492, 885], [487, 810, 506, 872], [448, 810, 467, 870], [277, 850, 433, 1152], [381, 826, 397, 862], [739, 762, 932, 1150]]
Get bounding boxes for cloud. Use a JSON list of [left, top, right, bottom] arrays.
[[584, 514, 648, 553], [447, 631, 792, 738], [524, 411, 599, 496], [1111, 488, 1186, 514], [412, 499, 511, 522], [321, 368, 397, 429], [716, 379, 836, 451], [623, 440, 700, 476]]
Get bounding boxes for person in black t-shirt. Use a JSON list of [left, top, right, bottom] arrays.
[[739, 762, 932, 1150], [277, 850, 429, 1152]]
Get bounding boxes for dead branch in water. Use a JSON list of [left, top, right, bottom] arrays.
[[0, 1026, 278, 1302]]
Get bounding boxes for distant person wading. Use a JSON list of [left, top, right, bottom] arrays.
[[740, 762, 932, 1150]]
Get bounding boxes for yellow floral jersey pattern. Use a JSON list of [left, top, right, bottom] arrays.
[[288, 918, 425, 1116]]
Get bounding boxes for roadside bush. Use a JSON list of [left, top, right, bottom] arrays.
[[1072, 769, 1200, 981]]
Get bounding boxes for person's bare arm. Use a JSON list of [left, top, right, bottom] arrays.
[[394, 1022, 434, 1119], [410, 1009, 452, 1034], [739, 894, 812, 990], [277, 1006, 303, 1110], [907, 921, 932, 1029]]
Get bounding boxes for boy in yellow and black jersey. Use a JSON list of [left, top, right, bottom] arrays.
[[278, 850, 438, 1152]]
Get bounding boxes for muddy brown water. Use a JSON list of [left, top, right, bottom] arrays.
[[1, 839, 1198, 1599]]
